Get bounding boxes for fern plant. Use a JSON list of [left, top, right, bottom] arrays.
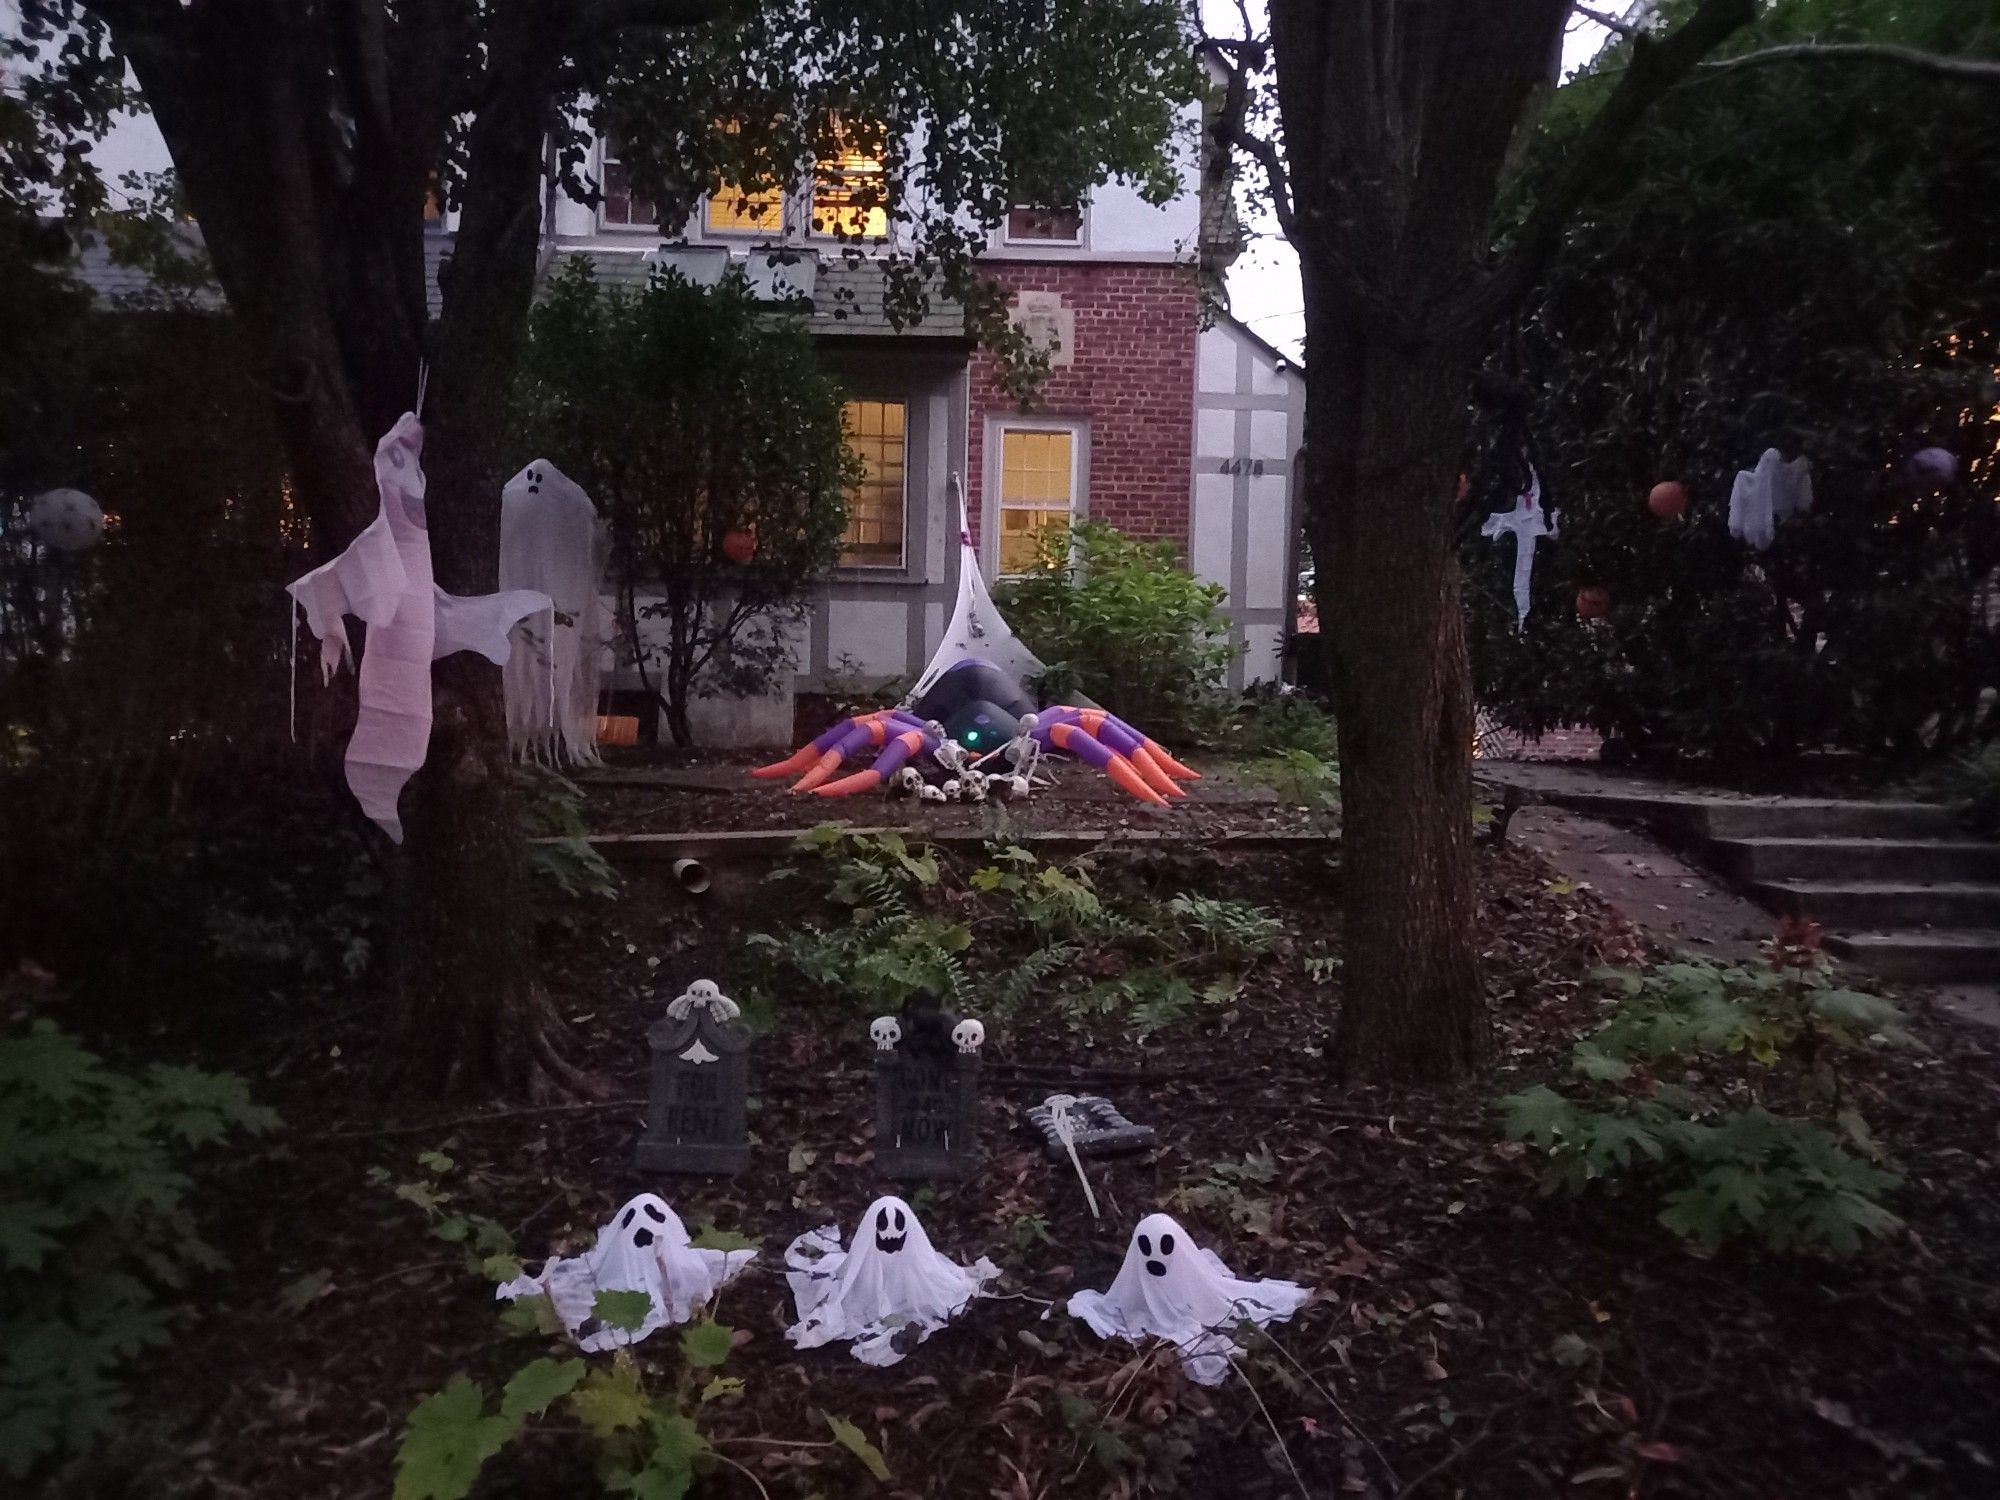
[[0, 999, 280, 1479], [1498, 948, 1913, 1257]]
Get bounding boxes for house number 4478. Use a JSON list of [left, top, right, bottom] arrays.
[[1217, 458, 1266, 476]]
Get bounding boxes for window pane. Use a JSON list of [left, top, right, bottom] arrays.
[[706, 119, 784, 232], [999, 429, 1075, 573], [813, 116, 889, 240], [841, 399, 907, 566], [1007, 206, 1082, 242], [601, 148, 656, 226]]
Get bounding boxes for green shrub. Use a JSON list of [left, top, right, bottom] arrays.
[[513, 765, 620, 905], [0, 994, 279, 1478], [1237, 690, 1339, 760], [994, 521, 1238, 742], [1902, 741, 2000, 836], [1498, 944, 1912, 1256]]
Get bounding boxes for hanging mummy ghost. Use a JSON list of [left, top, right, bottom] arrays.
[[1728, 448, 1814, 551], [497, 1192, 756, 1353], [1068, 1213, 1312, 1386], [1481, 466, 1556, 629], [285, 415, 552, 840], [784, 1195, 1000, 1366]]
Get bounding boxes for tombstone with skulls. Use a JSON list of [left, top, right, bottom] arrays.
[[874, 991, 983, 1180], [636, 979, 754, 1174]]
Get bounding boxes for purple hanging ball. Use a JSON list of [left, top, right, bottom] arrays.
[[1909, 447, 1958, 485]]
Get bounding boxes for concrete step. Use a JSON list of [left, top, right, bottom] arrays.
[[1749, 879, 2000, 929], [1697, 799, 1957, 841], [1708, 837, 2000, 885], [1824, 928, 2000, 984]]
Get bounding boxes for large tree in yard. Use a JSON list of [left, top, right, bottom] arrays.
[[8, 0, 1197, 1096], [1208, 0, 2000, 1083]]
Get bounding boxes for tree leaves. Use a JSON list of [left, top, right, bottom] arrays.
[[499, 1358, 585, 1421], [593, 1288, 656, 1334], [679, 1321, 734, 1368]]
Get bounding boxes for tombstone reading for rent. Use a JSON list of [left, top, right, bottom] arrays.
[[871, 994, 983, 1180], [636, 981, 752, 1174]]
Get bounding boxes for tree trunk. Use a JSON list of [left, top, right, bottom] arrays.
[[1305, 292, 1487, 1082]]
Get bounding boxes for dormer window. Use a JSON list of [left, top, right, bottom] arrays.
[[1004, 206, 1085, 245]]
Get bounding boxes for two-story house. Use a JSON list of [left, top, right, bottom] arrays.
[[60, 80, 1303, 733]]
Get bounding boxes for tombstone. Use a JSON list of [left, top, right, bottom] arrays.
[[1022, 1094, 1156, 1161], [635, 981, 752, 1175], [871, 995, 983, 1180]]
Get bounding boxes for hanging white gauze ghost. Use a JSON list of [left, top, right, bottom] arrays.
[[1069, 1212, 1311, 1386], [784, 1195, 1000, 1366], [500, 460, 611, 766], [285, 414, 551, 840], [1480, 465, 1556, 629], [496, 1193, 756, 1353], [1728, 447, 1813, 552]]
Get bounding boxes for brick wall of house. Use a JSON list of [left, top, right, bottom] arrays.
[[965, 261, 1197, 549]]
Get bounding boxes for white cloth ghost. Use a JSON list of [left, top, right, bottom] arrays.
[[496, 1193, 756, 1354], [500, 460, 611, 766], [1069, 1213, 1311, 1386], [784, 1195, 1000, 1366], [285, 415, 551, 840], [1728, 448, 1813, 551], [1481, 466, 1557, 629]]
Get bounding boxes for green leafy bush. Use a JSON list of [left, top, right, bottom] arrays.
[[995, 521, 1239, 742], [1902, 740, 2000, 836], [745, 828, 1276, 1039], [1249, 747, 1340, 815], [0, 997, 279, 1478], [513, 765, 620, 905], [1498, 945, 1912, 1256], [1236, 690, 1339, 760]]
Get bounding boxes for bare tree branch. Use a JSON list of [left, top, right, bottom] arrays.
[[1702, 41, 2000, 85], [1570, 4, 1638, 41], [1200, 36, 1297, 242], [1466, 0, 1756, 328]]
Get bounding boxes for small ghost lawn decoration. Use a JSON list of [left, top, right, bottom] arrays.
[[1069, 1213, 1311, 1385], [497, 1192, 755, 1353], [784, 1195, 999, 1366], [1481, 466, 1556, 628]]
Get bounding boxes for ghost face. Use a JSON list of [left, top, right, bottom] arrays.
[[873, 1201, 910, 1253], [1135, 1223, 1177, 1279], [619, 1195, 673, 1250]]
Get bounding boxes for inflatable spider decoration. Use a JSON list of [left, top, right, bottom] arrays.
[[751, 658, 1197, 806]]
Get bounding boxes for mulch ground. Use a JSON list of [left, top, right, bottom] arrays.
[[60, 777, 2000, 1500]]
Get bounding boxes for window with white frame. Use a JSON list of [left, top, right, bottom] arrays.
[[811, 114, 889, 241], [996, 423, 1082, 575], [1003, 205, 1085, 245], [598, 141, 657, 228], [840, 399, 907, 567]]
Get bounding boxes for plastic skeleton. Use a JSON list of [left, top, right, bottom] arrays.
[[752, 658, 1198, 806]]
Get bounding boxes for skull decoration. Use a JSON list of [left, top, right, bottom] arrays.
[[941, 778, 962, 802], [951, 1018, 985, 1055], [892, 765, 924, 797], [667, 979, 741, 1021], [918, 781, 947, 803], [870, 1016, 902, 1052], [960, 769, 988, 804]]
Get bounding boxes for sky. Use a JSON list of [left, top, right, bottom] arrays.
[[1211, 3, 1628, 362]]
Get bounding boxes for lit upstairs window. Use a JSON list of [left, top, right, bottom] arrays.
[[812, 116, 889, 241], [705, 121, 785, 234]]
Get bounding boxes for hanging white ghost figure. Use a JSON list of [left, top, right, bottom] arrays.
[[500, 461, 611, 766], [1069, 1213, 1311, 1386], [1728, 448, 1814, 552], [496, 1192, 756, 1353], [29, 488, 104, 551], [1480, 466, 1556, 629], [285, 414, 552, 841], [784, 1195, 1000, 1366]]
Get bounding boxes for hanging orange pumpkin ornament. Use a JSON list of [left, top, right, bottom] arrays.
[[1648, 480, 1688, 520], [1576, 585, 1611, 620], [723, 528, 758, 564]]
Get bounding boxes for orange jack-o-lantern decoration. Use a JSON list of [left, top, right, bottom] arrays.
[[722, 529, 758, 564], [1576, 585, 1611, 620], [1647, 480, 1688, 520]]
